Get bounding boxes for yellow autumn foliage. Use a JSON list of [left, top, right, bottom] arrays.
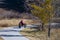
[[30, 0, 54, 24]]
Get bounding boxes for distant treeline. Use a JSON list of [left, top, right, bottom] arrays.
[[0, 0, 25, 12]]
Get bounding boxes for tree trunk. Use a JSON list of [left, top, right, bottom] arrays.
[[48, 24, 51, 37], [41, 23, 44, 31]]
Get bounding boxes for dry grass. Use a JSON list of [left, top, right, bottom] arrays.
[[0, 37, 3, 40], [50, 29, 60, 40], [20, 28, 60, 40], [0, 19, 39, 28], [0, 19, 20, 28]]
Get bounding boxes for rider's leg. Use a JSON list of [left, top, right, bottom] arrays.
[[19, 24, 21, 28]]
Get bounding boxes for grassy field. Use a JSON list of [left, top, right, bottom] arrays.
[[20, 28, 60, 40], [0, 19, 40, 28]]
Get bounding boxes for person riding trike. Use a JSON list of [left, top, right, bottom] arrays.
[[19, 20, 26, 28]]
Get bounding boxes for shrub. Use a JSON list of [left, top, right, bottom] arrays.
[[0, 24, 8, 27]]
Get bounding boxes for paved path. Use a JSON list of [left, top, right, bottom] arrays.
[[0, 23, 59, 40], [0, 26, 29, 40]]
